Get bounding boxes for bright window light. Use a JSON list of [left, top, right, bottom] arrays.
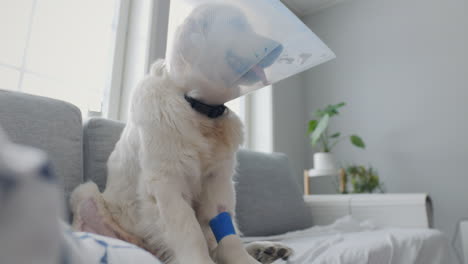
[[225, 98, 243, 119], [0, 0, 120, 116], [0, 66, 20, 90]]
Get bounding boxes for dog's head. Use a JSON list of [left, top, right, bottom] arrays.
[[167, 4, 283, 104]]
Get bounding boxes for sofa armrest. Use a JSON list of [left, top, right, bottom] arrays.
[[304, 194, 433, 229]]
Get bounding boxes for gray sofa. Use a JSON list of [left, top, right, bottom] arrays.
[[0, 90, 311, 236], [0, 90, 449, 263]]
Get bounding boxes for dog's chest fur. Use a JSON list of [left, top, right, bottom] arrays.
[[196, 114, 242, 171], [102, 62, 244, 233]]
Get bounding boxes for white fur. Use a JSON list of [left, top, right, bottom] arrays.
[[91, 60, 255, 264]]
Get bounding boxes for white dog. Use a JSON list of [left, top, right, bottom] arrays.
[[71, 4, 292, 264]]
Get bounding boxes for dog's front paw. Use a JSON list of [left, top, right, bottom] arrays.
[[245, 241, 293, 264], [216, 236, 261, 264]]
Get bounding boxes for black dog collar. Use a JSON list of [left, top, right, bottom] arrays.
[[184, 94, 226, 119]]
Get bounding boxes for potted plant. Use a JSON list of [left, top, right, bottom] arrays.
[[307, 102, 365, 171], [341, 165, 385, 194]]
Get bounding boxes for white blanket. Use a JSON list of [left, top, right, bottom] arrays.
[[243, 216, 450, 264]]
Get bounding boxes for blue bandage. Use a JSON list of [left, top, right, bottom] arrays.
[[209, 212, 236, 243]]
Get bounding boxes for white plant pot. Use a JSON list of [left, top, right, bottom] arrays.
[[313, 152, 338, 170]]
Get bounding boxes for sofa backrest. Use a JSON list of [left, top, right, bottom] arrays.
[[0, 90, 83, 196], [83, 118, 124, 191]]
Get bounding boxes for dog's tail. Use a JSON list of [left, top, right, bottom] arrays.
[[69, 181, 102, 216]]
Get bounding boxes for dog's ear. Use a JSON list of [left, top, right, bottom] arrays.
[[174, 17, 206, 68]]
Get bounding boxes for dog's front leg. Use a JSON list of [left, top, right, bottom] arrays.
[[137, 171, 215, 264], [197, 162, 260, 264], [146, 180, 216, 264]]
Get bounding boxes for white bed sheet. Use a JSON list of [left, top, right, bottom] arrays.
[[243, 216, 450, 264]]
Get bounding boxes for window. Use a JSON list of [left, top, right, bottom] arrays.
[[0, 0, 121, 116], [225, 97, 246, 122]]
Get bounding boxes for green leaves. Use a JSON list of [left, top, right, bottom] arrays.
[[307, 102, 366, 152], [346, 165, 384, 193], [308, 120, 318, 134], [315, 102, 346, 118], [350, 135, 365, 149], [311, 114, 329, 146]]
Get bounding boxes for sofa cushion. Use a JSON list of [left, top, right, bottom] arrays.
[[235, 150, 312, 236], [83, 118, 124, 191], [0, 90, 83, 197]]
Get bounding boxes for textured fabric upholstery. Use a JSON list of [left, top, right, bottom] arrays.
[[234, 150, 312, 236], [0, 90, 83, 197], [84, 118, 312, 236], [83, 118, 124, 191]]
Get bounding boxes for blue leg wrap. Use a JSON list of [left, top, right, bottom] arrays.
[[209, 212, 236, 243]]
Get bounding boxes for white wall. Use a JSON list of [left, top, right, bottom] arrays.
[[272, 74, 309, 187], [302, 0, 468, 257]]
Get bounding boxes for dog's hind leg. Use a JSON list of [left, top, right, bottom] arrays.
[[70, 182, 151, 253]]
